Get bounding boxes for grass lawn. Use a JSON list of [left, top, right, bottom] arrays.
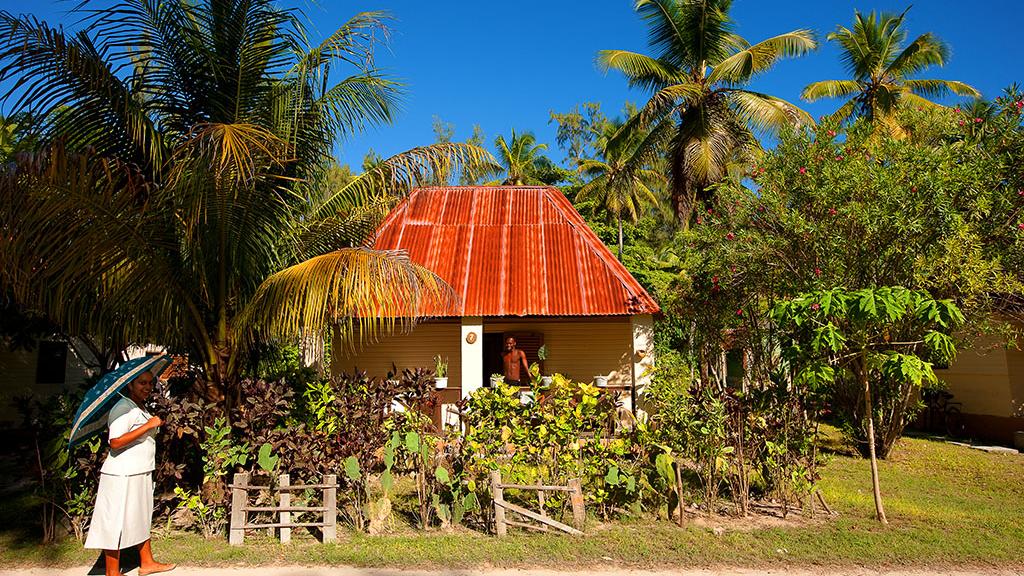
[[2, 435, 1022, 569]]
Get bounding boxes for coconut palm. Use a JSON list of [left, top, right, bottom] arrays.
[[491, 129, 554, 185], [577, 116, 668, 260], [802, 8, 980, 137], [599, 0, 816, 228], [0, 1, 491, 408]]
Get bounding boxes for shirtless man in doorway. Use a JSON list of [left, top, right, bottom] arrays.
[[502, 337, 530, 386]]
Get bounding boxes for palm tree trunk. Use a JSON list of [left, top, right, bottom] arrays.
[[860, 351, 888, 525], [617, 214, 624, 261], [671, 150, 696, 229]]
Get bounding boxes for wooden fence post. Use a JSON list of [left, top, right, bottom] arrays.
[[322, 474, 337, 543], [568, 478, 584, 530], [229, 472, 249, 546], [536, 480, 548, 532], [279, 473, 291, 544], [490, 470, 506, 537]]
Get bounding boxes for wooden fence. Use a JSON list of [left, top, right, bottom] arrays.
[[228, 472, 337, 545], [489, 470, 584, 536]]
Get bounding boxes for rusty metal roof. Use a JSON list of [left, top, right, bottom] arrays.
[[371, 186, 660, 317]]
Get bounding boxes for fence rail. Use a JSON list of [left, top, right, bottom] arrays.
[[228, 472, 337, 545], [489, 470, 584, 536]]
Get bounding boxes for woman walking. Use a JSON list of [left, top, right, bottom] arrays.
[[84, 370, 175, 576]]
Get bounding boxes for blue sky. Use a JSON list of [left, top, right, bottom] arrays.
[[3, 0, 1022, 168]]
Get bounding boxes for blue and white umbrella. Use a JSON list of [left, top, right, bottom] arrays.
[[68, 354, 172, 448]]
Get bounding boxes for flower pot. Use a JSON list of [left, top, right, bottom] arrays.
[[540, 376, 554, 387], [593, 375, 609, 387], [434, 377, 448, 389]]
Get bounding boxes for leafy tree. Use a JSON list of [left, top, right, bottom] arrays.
[[598, 0, 816, 227], [671, 109, 1024, 466], [802, 8, 979, 137], [774, 287, 963, 524], [0, 1, 491, 409], [577, 115, 667, 259], [459, 124, 491, 185], [549, 102, 607, 168], [490, 129, 565, 185]]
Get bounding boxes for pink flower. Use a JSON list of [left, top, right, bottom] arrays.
[[828, 208, 837, 216], [730, 265, 737, 273], [707, 208, 714, 215], [736, 309, 743, 316], [712, 275, 719, 283], [811, 303, 821, 311], [958, 120, 965, 126], [835, 155, 844, 161], [759, 167, 766, 174], [758, 205, 766, 212], [827, 130, 836, 138], [1018, 189, 1024, 196], [814, 268, 822, 276], [974, 117, 983, 123], [1018, 223, 1024, 231], [911, 186, 917, 193], [954, 107, 961, 113], [799, 166, 807, 174], [726, 232, 735, 240]]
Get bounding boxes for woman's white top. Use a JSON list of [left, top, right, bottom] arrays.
[[99, 397, 157, 476]]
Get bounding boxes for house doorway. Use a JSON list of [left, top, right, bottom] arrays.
[[482, 331, 545, 387], [482, 333, 504, 387]]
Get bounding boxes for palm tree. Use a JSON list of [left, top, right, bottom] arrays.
[[599, 0, 816, 228], [802, 8, 980, 137], [0, 1, 491, 408], [491, 129, 552, 185], [577, 117, 668, 260]]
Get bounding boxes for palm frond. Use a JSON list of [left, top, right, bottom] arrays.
[[236, 248, 458, 352], [903, 79, 980, 100], [0, 13, 166, 168], [801, 79, 862, 101], [314, 142, 497, 217], [596, 49, 684, 91], [885, 32, 949, 78], [708, 30, 817, 85], [728, 90, 813, 135]]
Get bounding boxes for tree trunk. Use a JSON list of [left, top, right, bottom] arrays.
[[617, 214, 624, 261], [860, 352, 888, 525]]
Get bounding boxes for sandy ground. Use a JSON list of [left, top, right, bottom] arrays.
[[3, 567, 1021, 576]]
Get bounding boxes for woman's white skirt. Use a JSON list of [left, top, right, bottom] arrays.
[[84, 472, 154, 550]]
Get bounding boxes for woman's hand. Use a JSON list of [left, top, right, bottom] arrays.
[[110, 416, 161, 450]]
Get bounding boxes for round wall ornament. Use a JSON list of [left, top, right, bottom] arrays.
[[466, 332, 478, 344]]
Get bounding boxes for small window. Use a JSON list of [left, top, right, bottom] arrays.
[[35, 340, 68, 384]]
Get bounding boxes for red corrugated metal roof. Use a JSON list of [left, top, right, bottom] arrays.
[[371, 186, 660, 317]]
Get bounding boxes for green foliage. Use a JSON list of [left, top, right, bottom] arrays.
[[256, 444, 279, 474], [15, 391, 104, 542], [774, 286, 964, 457], [200, 418, 250, 483], [433, 355, 448, 378], [173, 486, 225, 539], [0, 0, 492, 411], [599, 0, 816, 225], [802, 7, 979, 135], [460, 376, 650, 518]]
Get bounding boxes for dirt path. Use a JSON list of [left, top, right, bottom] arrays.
[[4, 567, 1020, 576]]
